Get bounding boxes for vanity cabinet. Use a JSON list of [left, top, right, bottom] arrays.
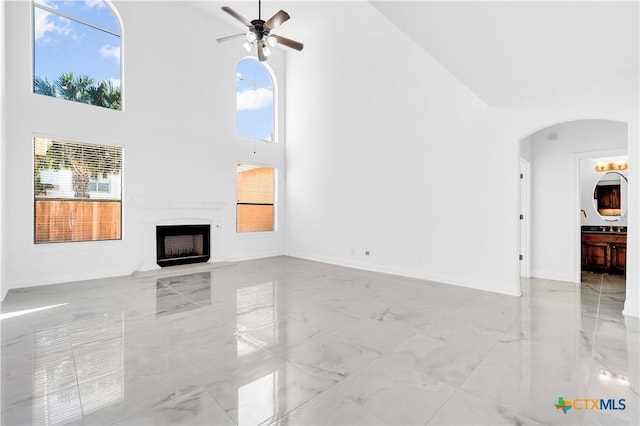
[[581, 230, 626, 276]]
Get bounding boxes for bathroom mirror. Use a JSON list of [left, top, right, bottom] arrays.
[[593, 172, 628, 221]]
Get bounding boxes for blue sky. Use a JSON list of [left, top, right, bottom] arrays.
[[33, 0, 121, 86]]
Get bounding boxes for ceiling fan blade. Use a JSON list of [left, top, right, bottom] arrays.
[[273, 34, 304, 51], [264, 10, 290, 30], [216, 33, 246, 43], [221, 6, 252, 28], [257, 41, 266, 62]]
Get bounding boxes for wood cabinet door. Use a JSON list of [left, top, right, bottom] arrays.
[[582, 242, 609, 273], [610, 244, 626, 275]]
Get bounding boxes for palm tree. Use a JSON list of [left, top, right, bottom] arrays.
[[104, 80, 121, 110], [87, 80, 121, 109], [34, 76, 57, 96], [37, 140, 122, 198], [56, 72, 94, 104], [34, 72, 122, 110]]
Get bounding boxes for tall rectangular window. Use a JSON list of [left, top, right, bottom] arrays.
[[34, 137, 122, 243], [236, 164, 275, 232]]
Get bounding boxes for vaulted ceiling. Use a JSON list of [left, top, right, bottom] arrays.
[[370, 1, 639, 105], [199, 1, 640, 106]]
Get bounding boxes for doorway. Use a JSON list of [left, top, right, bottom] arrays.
[[518, 120, 628, 300], [578, 151, 628, 278]]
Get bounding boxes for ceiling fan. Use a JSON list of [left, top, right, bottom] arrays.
[[216, 0, 304, 61]]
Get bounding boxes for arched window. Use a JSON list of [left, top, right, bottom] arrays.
[[236, 58, 275, 142], [33, 0, 122, 110]]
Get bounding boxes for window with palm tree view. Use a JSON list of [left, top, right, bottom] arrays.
[[34, 136, 123, 243], [33, 0, 122, 110]]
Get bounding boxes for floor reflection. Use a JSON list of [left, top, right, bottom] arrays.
[[156, 272, 211, 316], [1, 259, 637, 425], [237, 371, 276, 425], [33, 312, 124, 424], [237, 281, 277, 354]]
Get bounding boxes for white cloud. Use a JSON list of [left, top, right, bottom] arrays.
[[236, 88, 273, 111], [99, 45, 121, 64], [107, 77, 121, 88], [83, 0, 106, 8], [37, 0, 58, 9], [34, 8, 72, 41]]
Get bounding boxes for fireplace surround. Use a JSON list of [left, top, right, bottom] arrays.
[[156, 224, 210, 267]]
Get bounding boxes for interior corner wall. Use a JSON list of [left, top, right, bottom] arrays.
[[523, 120, 628, 281], [285, 2, 521, 296], [2, 0, 287, 294]]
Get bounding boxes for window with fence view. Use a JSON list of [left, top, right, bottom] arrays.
[[236, 164, 275, 232], [34, 136, 122, 243]]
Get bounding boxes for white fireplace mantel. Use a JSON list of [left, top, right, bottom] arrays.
[[135, 198, 228, 272], [135, 198, 227, 211]]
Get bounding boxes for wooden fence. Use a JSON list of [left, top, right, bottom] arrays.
[[236, 204, 274, 232], [35, 199, 121, 243]]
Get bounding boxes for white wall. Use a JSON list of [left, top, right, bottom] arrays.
[[521, 120, 628, 280], [1, 0, 287, 298], [286, 2, 520, 296], [0, 0, 6, 301], [286, 2, 639, 315]]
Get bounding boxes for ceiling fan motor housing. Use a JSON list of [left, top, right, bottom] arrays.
[[250, 19, 268, 40]]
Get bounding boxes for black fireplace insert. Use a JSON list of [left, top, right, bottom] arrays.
[[156, 224, 210, 267]]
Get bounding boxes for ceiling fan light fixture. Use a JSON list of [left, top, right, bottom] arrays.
[[246, 31, 257, 42], [243, 41, 253, 52], [262, 43, 272, 57], [266, 35, 277, 47]]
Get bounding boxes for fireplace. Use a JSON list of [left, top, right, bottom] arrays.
[[156, 224, 210, 267]]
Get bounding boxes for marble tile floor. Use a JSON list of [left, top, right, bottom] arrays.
[[1, 256, 638, 425]]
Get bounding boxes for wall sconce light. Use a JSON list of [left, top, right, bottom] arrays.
[[595, 159, 628, 172]]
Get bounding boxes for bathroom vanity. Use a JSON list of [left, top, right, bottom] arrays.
[[581, 169, 628, 276], [581, 226, 626, 275]]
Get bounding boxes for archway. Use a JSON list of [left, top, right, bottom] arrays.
[[518, 119, 629, 308]]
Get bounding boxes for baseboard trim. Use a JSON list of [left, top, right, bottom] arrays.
[[285, 251, 521, 297]]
